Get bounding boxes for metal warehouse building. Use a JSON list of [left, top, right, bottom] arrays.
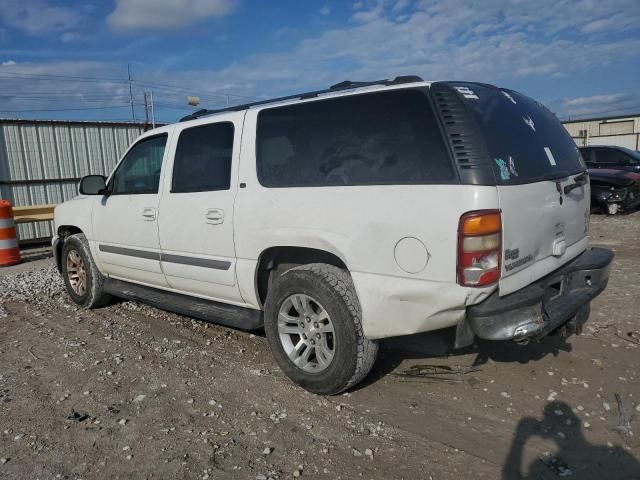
[[563, 114, 640, 150], [0, 118, 147, 241]]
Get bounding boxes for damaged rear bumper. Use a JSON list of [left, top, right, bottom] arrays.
[[459, 247, 613, 346]]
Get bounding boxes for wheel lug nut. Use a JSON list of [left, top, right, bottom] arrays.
[[302, 334, 307, 339], [316, 333, 321, 339], [310, 340, 315, 345]]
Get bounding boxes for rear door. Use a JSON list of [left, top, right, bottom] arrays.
[[449, 84, 589, 295], [157, 113, 244, 304]]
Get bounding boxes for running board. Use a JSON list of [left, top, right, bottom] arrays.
[[104, 278, 264, 330]]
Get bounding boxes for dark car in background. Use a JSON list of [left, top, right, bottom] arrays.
[[588, 168, 640, 215], [580, 145, 640, 173]]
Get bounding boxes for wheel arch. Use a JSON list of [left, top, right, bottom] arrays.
[[255, 246, 349, 308], [54, 225, 84, 271]]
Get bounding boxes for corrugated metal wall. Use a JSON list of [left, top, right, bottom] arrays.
[[0, 119, 145, 241]]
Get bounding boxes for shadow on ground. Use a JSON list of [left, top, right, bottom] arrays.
[[502, 401, 639, 479], [356, 327, 574, 389]]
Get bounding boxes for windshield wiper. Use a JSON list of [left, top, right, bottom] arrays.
[[564, 172, 588, 194]]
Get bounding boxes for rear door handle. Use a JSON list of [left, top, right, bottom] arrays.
[[142, 207, 156, 221], [205, 208, 224, 225]]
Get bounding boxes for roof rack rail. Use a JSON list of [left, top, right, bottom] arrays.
[[179, 75, 424, 122]]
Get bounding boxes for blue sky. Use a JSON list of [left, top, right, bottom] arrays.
[[0, 0, 639, 123]]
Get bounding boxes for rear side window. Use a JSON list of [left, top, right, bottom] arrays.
[[451, 83, 585, 184], [256, 89, 454, 187], [172, 122, 234, 193]]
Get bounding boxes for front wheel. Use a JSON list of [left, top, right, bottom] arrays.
[[61, 233, 111, 309], [264, 263, 378, 395]]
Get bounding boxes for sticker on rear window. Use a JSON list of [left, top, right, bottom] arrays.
[[522, 114, 536, 132], [502, 91, 516, 104], [508, 156, 518, 177], [455, 86, 479, 100], [494, 158, 510, 180], [544, 147, 557, 166]]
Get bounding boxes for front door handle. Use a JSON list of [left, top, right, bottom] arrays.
[[205, 208, 224, 225], [142, 207, 156, 221]]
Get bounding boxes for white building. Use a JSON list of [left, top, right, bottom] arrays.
[[562, 114, 640, 150]]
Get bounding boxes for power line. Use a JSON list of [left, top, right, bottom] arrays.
[[0, 105, 131, 113], [0, 71, 125, 82], [133, 79, 263, 101], [561, 104, 640, 121]]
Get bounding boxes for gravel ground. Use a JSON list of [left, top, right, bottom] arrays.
[[0, 213, 639, 480]]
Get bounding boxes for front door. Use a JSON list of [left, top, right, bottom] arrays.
[[157, 113, 244, 304], [93, 133, 169, 288]]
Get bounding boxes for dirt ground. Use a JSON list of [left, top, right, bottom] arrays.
[[0, 213, 639, 480]]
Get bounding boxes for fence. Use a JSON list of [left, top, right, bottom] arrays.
[[0, 119, 147, 242]]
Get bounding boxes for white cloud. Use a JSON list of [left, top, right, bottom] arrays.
[[199, 0, 640, 97], [560, 93, 639, 118], [320, 7, 331, 16], [0, 0, 82, 34], [1, 60, 17, 66], [107, 0, 236, 31], [1, 0, 639, 122]]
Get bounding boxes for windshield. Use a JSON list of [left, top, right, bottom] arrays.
[[452, 83, 585, 184]]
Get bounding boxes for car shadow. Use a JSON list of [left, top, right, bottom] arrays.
[[354, 327, 574, 391], [502, 400, 639, 479]]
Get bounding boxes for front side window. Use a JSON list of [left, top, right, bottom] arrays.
[[172, 122, 234, 193], [580, 149, 593, 164], [111, 135, 167, 194], [256, 89, 454, 187]]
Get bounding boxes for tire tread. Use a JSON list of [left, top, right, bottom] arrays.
[[286, 263, 378, 392]]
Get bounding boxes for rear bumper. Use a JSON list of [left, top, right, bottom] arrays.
[[465, 247, 613, 343]]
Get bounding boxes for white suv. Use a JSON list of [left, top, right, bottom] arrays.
[[53, 76, 613, 394]]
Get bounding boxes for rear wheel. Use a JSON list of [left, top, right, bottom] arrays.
[[264, 263, 378, 395], [61, 233, 111, 308]]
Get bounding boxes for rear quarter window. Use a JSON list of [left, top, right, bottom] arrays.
[[256, 89, 455, 187]]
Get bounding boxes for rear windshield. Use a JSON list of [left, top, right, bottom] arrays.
[[256, 89, 454, 187], [453, 83, 585, 184]]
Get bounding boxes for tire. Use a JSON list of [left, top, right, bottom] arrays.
[[264, 263, 378, 395], [61, 233, 111, 309]]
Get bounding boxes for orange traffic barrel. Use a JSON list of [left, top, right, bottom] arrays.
[[0, 200, 22, 266]]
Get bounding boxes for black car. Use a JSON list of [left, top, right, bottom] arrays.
[[588, 168, 640, 215], [580, 145, 640, 172]]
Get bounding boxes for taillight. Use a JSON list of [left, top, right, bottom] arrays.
[[457, 210, 501, 287]]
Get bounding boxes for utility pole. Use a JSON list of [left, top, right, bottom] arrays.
[[127, 64, 135, 121], [143, 91, 149, 128], [150, 90, 155, 128]]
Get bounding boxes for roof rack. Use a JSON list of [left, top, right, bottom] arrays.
[[179, 75, 424, 122]]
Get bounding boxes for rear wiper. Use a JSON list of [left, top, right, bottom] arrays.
[[564, 172, 588, 194]]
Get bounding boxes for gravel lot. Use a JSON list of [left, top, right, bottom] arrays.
[[0, 213, 639, 480]]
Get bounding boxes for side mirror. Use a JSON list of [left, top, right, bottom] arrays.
[[79, 175, 107, 195]]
